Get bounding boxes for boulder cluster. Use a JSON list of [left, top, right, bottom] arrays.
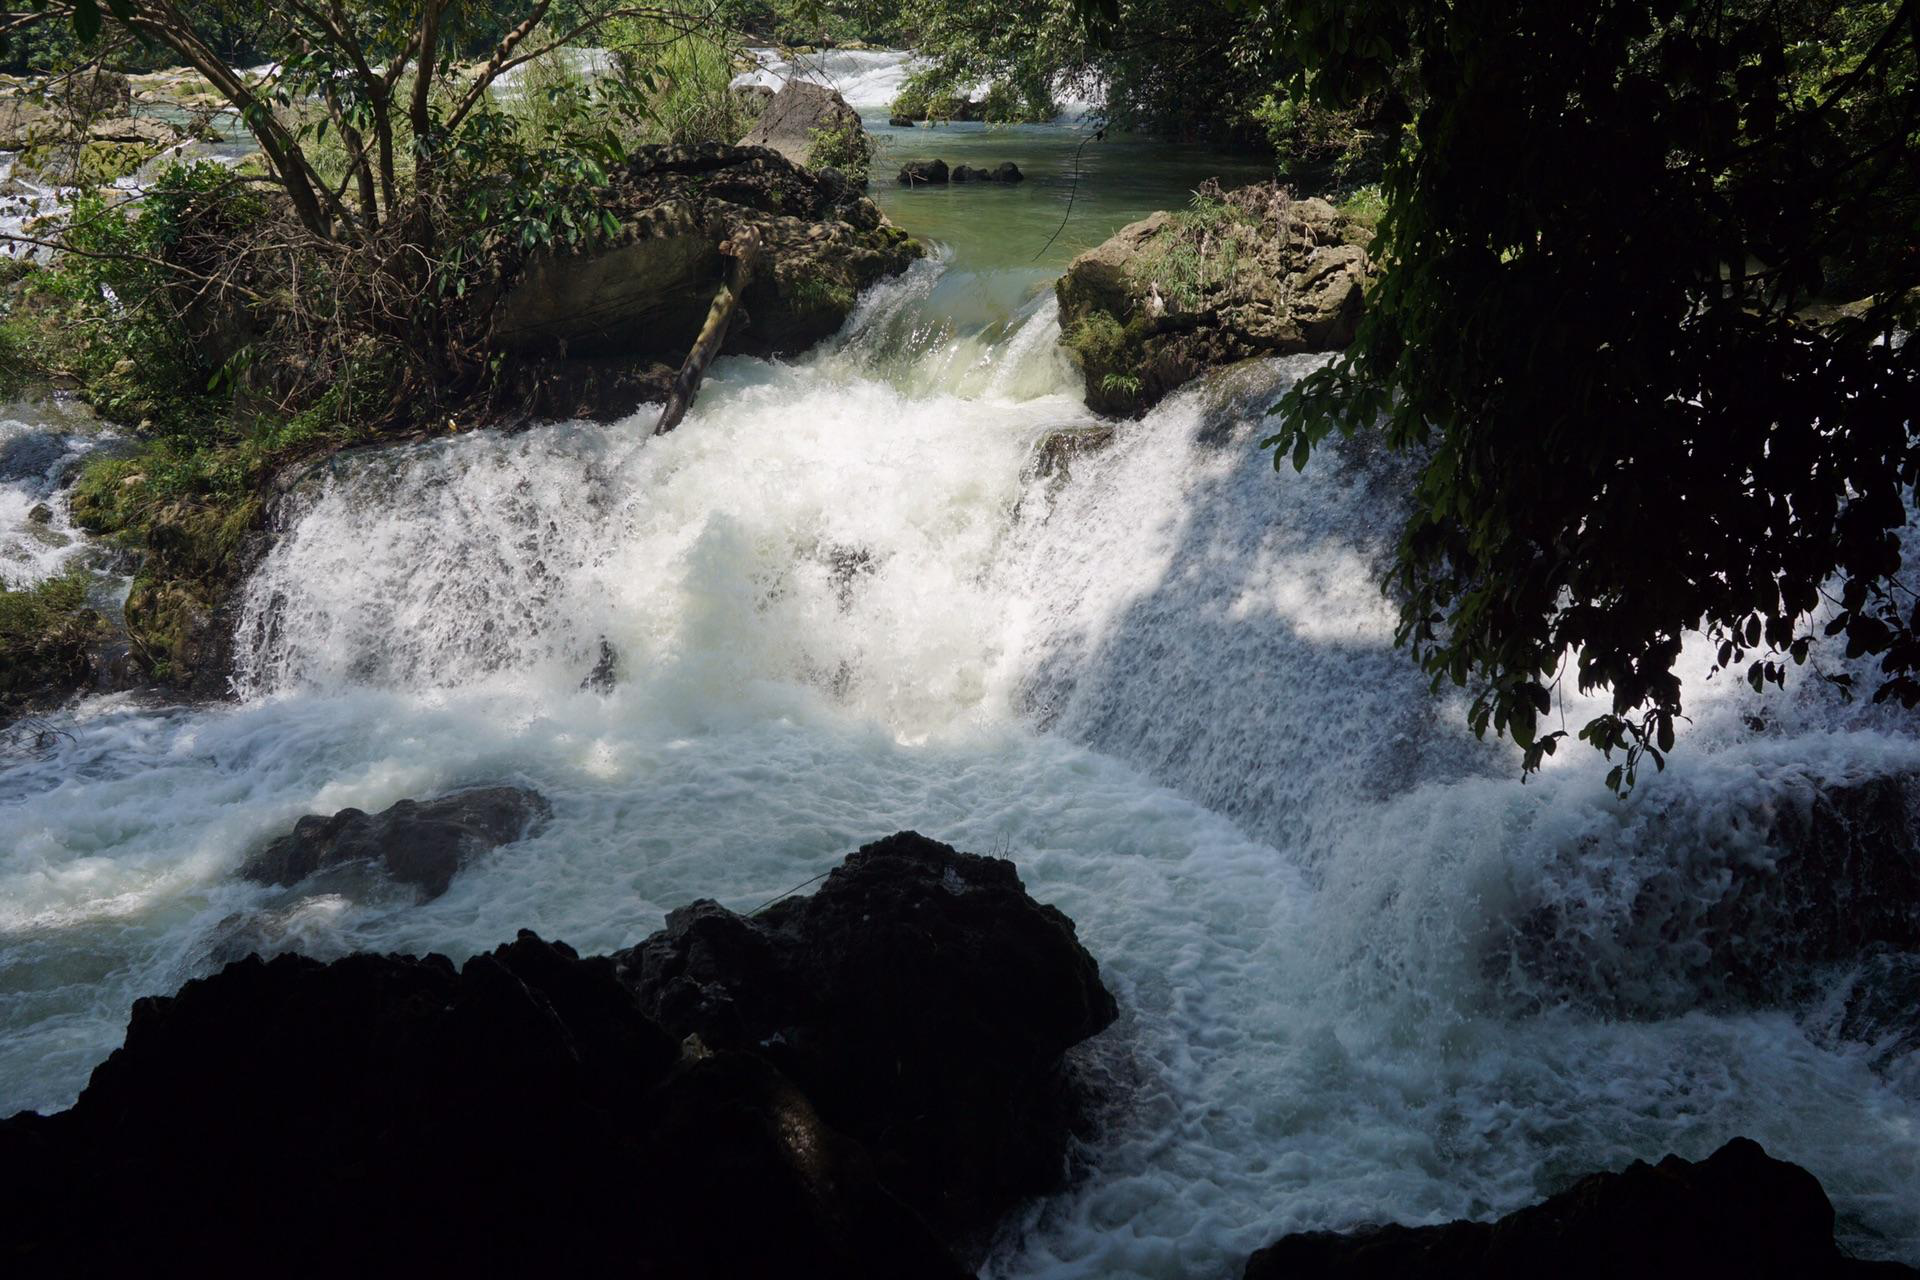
[[0, 68, 193, 188], [0, 833, 1118, 1276], [897, 158, 1025, 185]]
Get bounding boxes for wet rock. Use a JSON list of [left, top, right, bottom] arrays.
[[1498, 771, 1920, 1012], [1028, 424, 1116, 484], [25, 501, 51, 524], [242, 785, 551, 900], [580, 635, 620, 692], [490, 143, 919, 419], [898, 158, 949, 185], [738, 80, 864, 170], [614, 830, 1119, 1250], [0, 933, 966, 1277], [0, 430, 69, 485], [951, 162, 1025, 183], [1057, 182, 1374, 417], [889, 114, 917, 128], [1243, 1137, 1913, 1279]]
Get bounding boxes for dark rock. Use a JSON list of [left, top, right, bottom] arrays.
[[242, 785, 551, 900], [889, 114, 917, 127], [898, 158, 950, 185], [993, 161, 1025, 182], [1243, 1137, 1914, 1279], [490, 143, 920, 420], [0, 431, 69, 486], [1497, 771, 1920, 1013], [951, 163, 985, 182], [1057, 182, 1373, 417], [952, 162, 1023, 183], [0, 932, 965, 1277], [614, 830, 1118, 1250], [581, 635, 620, 692], [25, 501, 52, 524], [1028, 424, 1117, 484], [737, 80, 864, 170]]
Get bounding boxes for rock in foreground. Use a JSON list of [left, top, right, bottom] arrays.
[[241, 785, 550, 900], [0, 833, 1115, 1276], [1056, 181, 1374, 417], [1246, 1137, 1914, 1279], [615, 830, 1119, 1248]]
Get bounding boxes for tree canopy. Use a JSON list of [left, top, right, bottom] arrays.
[[1255, 0, 1920, 787]]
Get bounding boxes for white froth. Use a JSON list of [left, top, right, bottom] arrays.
[[1, 261, 1916, 1275]]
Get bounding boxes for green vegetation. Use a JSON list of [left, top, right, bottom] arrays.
[[1258, 0, 1920, 788], [0, 569, 104, 711], [807, 121, 874, 182]]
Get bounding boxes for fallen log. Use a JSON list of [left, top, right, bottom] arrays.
[[654, 225, 761, 434]]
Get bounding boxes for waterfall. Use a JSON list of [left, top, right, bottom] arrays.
[[3, 261, 1918, 1276]]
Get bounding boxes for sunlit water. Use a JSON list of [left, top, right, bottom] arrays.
[[3, 121, 1919, 1276]]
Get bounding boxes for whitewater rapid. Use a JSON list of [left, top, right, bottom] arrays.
[[3, 264, 1918, 1274]]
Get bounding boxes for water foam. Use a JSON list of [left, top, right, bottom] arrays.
[[2, 261, 1917, 1274]]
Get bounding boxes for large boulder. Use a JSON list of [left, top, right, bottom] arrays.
[[1056, 182, 1374, 417], [739, 80, 866, 171], [614, 830, 1119, 1249], [489, 142, 919, 419], [1244, 1137, 1913, 1279], [0, 933, 966, 1277], [241, 785, 551, 900]]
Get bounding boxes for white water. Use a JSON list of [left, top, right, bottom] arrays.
[[735, 46, 919, 112], [3, 264, 1919, 1272]]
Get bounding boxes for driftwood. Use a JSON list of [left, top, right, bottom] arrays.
[[653, 225, 762, 435]]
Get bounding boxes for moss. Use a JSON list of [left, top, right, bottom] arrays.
[[0, 569, 106, 711]]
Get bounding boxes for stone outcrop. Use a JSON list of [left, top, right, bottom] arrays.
[[490, 143, 918, 420], [0, 73, 186, 185], [738, 80, 864, 170], [241, 786, 552, 900], [1244, 1138, 1915, 1279], [1056, 181, 1374, 416], [614, 831, 1119, 1249], [0, 835, 1114, 1275]]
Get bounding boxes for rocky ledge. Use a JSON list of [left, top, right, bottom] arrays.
[[0, 832, 1115, 1276], [489, 142, 920, 421], [1248, 1137, 1916, 1279], [1056, 181, 1374, 417]]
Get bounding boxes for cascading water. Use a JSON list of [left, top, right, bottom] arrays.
[[4, 207, 1919, 1275]]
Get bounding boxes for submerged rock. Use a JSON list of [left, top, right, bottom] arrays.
[[490, 142, 919, 420], [1056, 182, 1374, 417], [614, 830, 1119, 1249], [241, 785, 551, 900], [0, 932, 965, 1277], [1244, 1137, 1913, 1279], [0, 835, 1112, 1274]]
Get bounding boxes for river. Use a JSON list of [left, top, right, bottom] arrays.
[[2, 50, 1917, 1277]]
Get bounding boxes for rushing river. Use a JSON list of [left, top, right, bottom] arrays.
[[4, 61, 1920, 1276]]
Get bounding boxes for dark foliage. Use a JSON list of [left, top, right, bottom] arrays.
[[1261, 0, 1920, 786]]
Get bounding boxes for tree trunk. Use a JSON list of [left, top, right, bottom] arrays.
[[654, 227, 762, 435]]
